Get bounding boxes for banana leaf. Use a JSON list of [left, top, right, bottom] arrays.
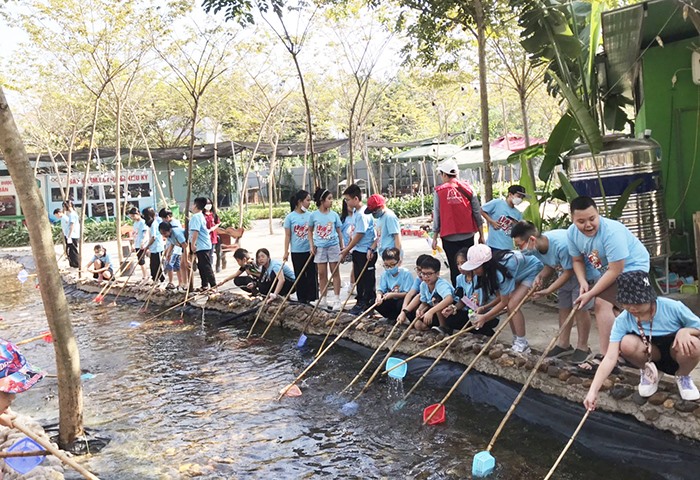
[[549, 71, 603, 154], [539, 111, 579, 181], [557, 172, 579, 202], [609, 179, 643, 220]]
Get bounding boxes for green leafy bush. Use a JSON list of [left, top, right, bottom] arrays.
[[83, 220, 120, 243], [0, 223, 64, 247], [217, 208, 252, 229], [385, 195, 434, 218]]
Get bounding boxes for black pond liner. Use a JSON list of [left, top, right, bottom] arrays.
[[42, 424, 111, 455], [336, 339, 700, 480]]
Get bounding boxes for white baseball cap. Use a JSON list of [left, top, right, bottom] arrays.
[[438, 159, 459, 175], [461, 244, 492, 271]]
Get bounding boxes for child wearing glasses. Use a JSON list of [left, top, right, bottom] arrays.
[[397, 256, 455, 333], [374, 248, 415, 321]]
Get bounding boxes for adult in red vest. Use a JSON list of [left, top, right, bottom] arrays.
[[432, 159, 485, 285]]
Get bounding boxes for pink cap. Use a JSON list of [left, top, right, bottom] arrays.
[[461, 244, 492, 271]]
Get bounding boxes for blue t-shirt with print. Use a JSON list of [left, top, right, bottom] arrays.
[[482, 198, 522, 250], [60, 215, 70, 237], [149, 219, 164, 253], [610, 297, 700, 343], [91, 252, 111, 266], [264, 259, 296, 283], [351, 206, 375, 253], [189, 212, 212, 252], [374, 208, 401, 255], [419, 277, 454, 306], [133, 219, 148, 249], [309, 210, 342, 248], [497, 251, 543, 296], [410, 277, 422, 292], [379, 267, 414, 294], [283, 211, 311, 253], [567, 216, 650, 274], [168, 227, 187, 249], [67, 211, 80, 239], [532, 229, 600, 281], [341, 214, 355, 247], [455, 274, 484, 308], [169, 218, 183, 255]]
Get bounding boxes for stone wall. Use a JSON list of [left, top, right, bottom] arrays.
[[0, 414, 63, 479], [70, 274, 700, 443]]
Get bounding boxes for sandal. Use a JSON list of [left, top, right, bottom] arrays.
[[546, 345, 574, 359], [575, 354, 621, 377], [165, 283, 176, 290], [570, 348, 593, 365]]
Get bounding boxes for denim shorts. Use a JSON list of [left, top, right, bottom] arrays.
[[165, 254, 181, 272], [314, 244, 341, 264], [558, 275, 595, 310]]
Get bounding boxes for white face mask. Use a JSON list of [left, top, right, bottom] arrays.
[[512, 196, 523, 206], [205, 204, 212, 210], [301, 206, 308, 212]]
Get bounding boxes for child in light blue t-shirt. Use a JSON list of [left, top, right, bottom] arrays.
[[308, 188, 344, 310], [481, 184, 527, 251], [464, 244, 543, 353], [397, 256, 455, 333], [283, 190, 318, 304], [189, 197, 216, 290], [375, 248, 414, 321]]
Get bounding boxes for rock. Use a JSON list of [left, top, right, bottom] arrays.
[[558, 370, 572, 382], [488, 348, 504, 360], [631, 393, 648, 406], [408, 335, 416, 342], [538, 362, 549, 373], [582, 378, 593, 388], [642, 408, 660, 421], [610, 385, 634, 400], [647, 392, 669, 406], [675, 400, 699, 413], [566, 376, 582, 385], [515, 356, 527, 367], [547, 366, 560, 378], [599, 378, 614, 391], [497, 356, 515, 368], [693, 407, 700, 419], [524, 360, 535, 370], [663, 399, 675, 409], [473, 344, 483, 354]]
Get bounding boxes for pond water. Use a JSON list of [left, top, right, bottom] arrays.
[[0, 266, 664, 479]]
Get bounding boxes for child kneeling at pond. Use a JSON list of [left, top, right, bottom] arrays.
[[0, 339, 45, 428], [374, 248, 414, 321], [86, 244, 113, 282], [442, 248, 499, 336], [396, 256, 455, 333], [230, 248, 262, 295], [584, 271, 700, 410]]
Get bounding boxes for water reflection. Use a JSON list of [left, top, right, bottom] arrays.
[[0, 272, 663, 479]]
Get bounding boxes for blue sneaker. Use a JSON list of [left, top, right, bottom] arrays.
[[349, 304, 365, 316]]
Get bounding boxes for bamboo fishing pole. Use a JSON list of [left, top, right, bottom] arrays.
[[110, 255, 139, 306], [543, 409, 592, 480], [277, 303, 377, 401], [315, 255, 372, 356], [260, 254, 314, 339], [477, 306, 579, 456], [423, 288, 535, 425], [294, 261, 342, 344], [352, 316, 421, 402], [143, 270, 239, 324], [246, 260, 288, 338], [13, 422, 99, 480], [383, 323, 478, 377], [401, 322, 477, 401], [138, 254, 166, 313], [179, 253, 198, 320], [340, 315, 406, 394], [93, 251, 135, 303]]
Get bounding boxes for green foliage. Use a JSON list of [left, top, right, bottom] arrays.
[[217, 208, 252, 229], [0, 225, 32, 247], [609, 179, 643, 220], [385, 195, 434, 218], [0, 221, 117, 247], [83, 220, 120, 243]]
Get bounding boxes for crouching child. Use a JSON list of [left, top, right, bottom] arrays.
[[584, 271, 700, 411], [396, 256, 454, 333], [374, 248, 414, 321]]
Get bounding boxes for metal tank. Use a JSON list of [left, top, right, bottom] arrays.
[[566, 136, 668, 258]]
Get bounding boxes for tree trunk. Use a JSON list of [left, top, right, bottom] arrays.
[[291, 52, 318, 190], [0, 86, 84, 448], [115, 100, 124, 263], [519, 89, 536, 183], [475, 0, 493, 201], [185, 101, 199, 227], [167, 159, 175, 201], [213, 125, 219, 208]]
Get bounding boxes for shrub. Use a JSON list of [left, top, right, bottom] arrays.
[[385, 195, 434, 218], [217, 208, 252, 229]]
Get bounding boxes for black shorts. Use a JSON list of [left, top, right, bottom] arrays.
[[447, 309, 499, 337], [93, 268, 113, 279], [135, 248, 147, 266], [629, 333, 679, 375]]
